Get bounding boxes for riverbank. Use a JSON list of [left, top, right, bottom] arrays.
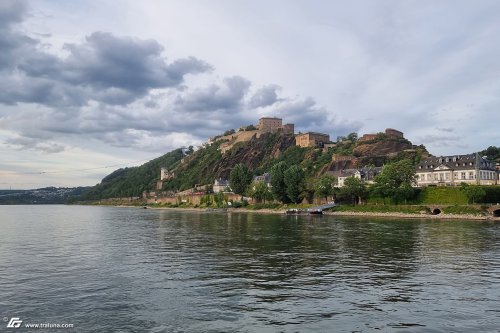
[[140, 205, 500, 221]]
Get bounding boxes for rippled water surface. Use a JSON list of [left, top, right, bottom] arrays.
[[1, 205, 499, 332]]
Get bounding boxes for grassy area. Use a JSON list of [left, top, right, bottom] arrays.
[[331, 205, 429, 214], [418, 187, 468, 204], [441, 205, 487, 215]]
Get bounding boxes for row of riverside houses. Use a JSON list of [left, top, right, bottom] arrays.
[[415, 153, 498, 186], [335, 153, 499, 188]]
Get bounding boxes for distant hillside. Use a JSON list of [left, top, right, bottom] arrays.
[[80, 130, 430, 201], [79, 149, 184, 200], [0, 187, 89, 204]]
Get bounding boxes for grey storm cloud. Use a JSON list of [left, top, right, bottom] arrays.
[[0, 1, 212, 107], [269, 97, 362, 136], [249, 85, 281, 108], [174, 76, 251, 112], [0, 0, 360, 154], [58, 32, 212, 93], [5, 137, 66, 153], [0, 0, 26, 29]]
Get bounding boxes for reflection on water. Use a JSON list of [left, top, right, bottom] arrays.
[[0, 206, 499, 332]]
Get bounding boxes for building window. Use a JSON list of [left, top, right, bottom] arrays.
[[469, 172, 474, 179], [446, 173, 450, 180], [454, 173, 458, 179], [461, 172, 466, 179]]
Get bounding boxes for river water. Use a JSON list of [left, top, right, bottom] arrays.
[[0, 205, 499, 332]]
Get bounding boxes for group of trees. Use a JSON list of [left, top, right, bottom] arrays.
[[310, 160, 418, 205], [229, 159, 420, 205], [229, 161, 307, 204]]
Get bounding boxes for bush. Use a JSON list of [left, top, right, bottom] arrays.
[[251, 203, 282, 210], [442, 205, 486, 215], [334, 204, 427, 214], [418, 187, 468, 204], [483, 186, 500, 203]]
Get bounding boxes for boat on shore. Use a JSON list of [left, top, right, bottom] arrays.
[[285, 208, 305, 215], [205, 208, 228, 212], [307, 209, 323, 215]]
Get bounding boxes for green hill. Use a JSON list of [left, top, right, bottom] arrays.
[[80, 129, 430, 201], [80, 149, 185, 200]]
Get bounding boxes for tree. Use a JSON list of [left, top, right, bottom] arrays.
[[347, 132, 358, 142], [481, 146, 500, 161], [341, 176, 367, 205], [248, 181, 273, 203], [314, 174, 336, 201], [270, 161, 289, 203], [229, 164, 252, 198], [372, 159, 417, 204], [223, 129, 235, 136], [460, 183, 486, 204], [284, 165, 305, 204]]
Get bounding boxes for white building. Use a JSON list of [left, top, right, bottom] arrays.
[[415, 154, 497, 187], [213, 178, 231, 192], [160, 168, 174, 181], [335, 167, 382, 187]]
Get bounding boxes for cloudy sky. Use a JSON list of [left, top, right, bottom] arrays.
[[1, 0, 499, 189]]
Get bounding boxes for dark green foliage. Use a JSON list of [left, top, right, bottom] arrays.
[[442, 205, 486, 215], [81, 149, 184, 200], [284, 165, 305, 203], [480, 146, 500, 162], [314, 174, 336, 201], [340, 177, 367, 205], [483, 186, 500, 203], [331, 139, 356, 156], [416, 187, 468, 205], [223, 129, 235, 136], [229, 163, 253, 196], [247, 181, 273, 203], [460, 183, 486, 204], [347, 132, 358, 142], [165, 143, 222, 192], [371, 159, 417, 204], [245, 125, 257, 131], [270, 161, 289, 203], [334, 204, 429, 214]]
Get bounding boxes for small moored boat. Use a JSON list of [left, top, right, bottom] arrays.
[[285, 208, 304, 215]]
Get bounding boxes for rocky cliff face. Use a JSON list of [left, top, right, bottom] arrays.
[[214, 133, 296, 178], [353, 139, 413, 157]]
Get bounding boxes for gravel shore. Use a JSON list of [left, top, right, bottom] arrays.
[[142, 206, 499, 221]]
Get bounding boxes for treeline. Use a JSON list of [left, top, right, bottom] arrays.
[[0, 187, 89, 205], [230, 159, 500, 205], [480, 146, 500, 162]]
